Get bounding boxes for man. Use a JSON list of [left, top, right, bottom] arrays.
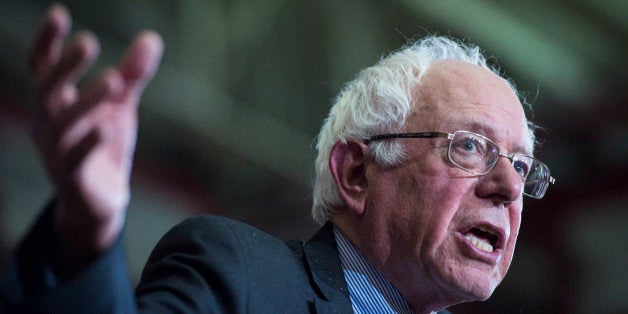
[[1, 4, 554, 313]]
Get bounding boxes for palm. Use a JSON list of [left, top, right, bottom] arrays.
[[71, 96, 137, 218]]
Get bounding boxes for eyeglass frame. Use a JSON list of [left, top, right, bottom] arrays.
[[363, 130, 556, 199]]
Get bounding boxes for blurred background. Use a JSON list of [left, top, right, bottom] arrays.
[[0, 0, 626, 312]]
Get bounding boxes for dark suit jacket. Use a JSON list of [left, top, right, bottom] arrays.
[[1, 209, 451, 313], [134, 215, 353, 313], [0, 209, 353, 313]]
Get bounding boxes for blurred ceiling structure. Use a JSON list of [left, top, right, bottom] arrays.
[[0, 1, 626, 313]]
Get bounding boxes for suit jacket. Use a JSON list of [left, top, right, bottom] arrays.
[[134, 215, 353, 313], [0, 209, 353, 313]]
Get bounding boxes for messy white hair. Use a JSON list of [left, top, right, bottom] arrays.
[[311, 36, 533, 224]]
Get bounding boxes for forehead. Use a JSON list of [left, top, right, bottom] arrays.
[[410, 60, 532, 153]]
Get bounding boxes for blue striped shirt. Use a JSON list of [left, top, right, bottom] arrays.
[[334, 227, 412, 314]]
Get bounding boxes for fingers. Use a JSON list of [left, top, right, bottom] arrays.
[[32, 69, 123, 173], [38, 31, 100, 101], [30, 4, 71, 80], [33, 32, 101, 150], [31, 3, 163, 111], [29, 3, 163, 190], [118, 31, 164, 101], [33, 5, 100, 120], [57, 68, 124, 131]]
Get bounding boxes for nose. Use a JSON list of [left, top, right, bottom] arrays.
[[475, 155, 524, 204]]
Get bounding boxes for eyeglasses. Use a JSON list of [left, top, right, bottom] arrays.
[[363, 130, 556, 199]]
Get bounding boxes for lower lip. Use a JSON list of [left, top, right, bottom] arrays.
[[455, 232, 501, 265]]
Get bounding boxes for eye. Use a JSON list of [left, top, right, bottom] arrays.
[[453, 136, 485, 155], [513, 159, 530, 177]]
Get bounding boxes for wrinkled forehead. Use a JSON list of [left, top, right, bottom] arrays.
[[409, 60, 533, 153]]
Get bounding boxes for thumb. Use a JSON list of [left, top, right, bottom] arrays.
[[118, 31, 164, 101]]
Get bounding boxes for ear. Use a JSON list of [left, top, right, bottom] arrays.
[[329, 139, 369, 216]]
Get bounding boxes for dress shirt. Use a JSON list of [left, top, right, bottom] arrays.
[[334, 227, 413, 313]]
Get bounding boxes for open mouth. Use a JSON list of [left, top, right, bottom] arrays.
[[462, 225, 503, 253]]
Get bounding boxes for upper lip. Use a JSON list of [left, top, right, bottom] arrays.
[[460, 222, 507, 250]]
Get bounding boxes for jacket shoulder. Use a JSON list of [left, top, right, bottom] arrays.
[[137, 215, 318, 313]]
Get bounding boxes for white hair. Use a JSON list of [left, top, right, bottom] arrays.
[[311, 35, 533, 224]]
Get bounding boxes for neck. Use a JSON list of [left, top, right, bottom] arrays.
[[331, 214, 458, 314]]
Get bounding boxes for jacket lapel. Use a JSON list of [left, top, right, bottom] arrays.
[[296, 223, 453, 314], [302, 222, 353, 313]]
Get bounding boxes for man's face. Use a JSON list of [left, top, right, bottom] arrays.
[[358, 60, 532, 306]]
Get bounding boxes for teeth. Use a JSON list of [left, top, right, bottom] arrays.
[[477, 225, 494, 235], [464, 234, 494, 252]]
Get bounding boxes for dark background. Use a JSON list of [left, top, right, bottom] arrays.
[[1, 1, 626, 313]]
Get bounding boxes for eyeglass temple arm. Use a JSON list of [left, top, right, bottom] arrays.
[[363, 132, 450, 144]]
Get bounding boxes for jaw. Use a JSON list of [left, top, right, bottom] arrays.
[[411, 231, 512, 307]]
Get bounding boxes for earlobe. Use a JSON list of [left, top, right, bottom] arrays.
[[329, 139, 369, 215]]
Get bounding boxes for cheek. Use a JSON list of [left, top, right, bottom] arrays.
[[405, 176, 475, 265], [421, 176, 476, 229], [364, 156, 478, 265], [362, 167, 440, 259]]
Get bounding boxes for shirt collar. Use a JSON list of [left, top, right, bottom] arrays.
[[333, 226, 412, 314]]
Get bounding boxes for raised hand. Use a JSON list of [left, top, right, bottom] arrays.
[[29, 4, 163, 265]]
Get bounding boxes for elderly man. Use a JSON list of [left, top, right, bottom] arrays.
[[1, 4, 554, 314]]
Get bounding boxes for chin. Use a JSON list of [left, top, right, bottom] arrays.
[[440, 271, 502, 304], [459, 275, 501, 302], [473, 287, 496, 301]]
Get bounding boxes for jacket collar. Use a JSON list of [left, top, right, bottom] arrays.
[[299, 222, 452, 314], [302, 221, 352, 312]]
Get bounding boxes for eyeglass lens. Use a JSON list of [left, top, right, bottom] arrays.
[[449, 131, 549, 198]]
